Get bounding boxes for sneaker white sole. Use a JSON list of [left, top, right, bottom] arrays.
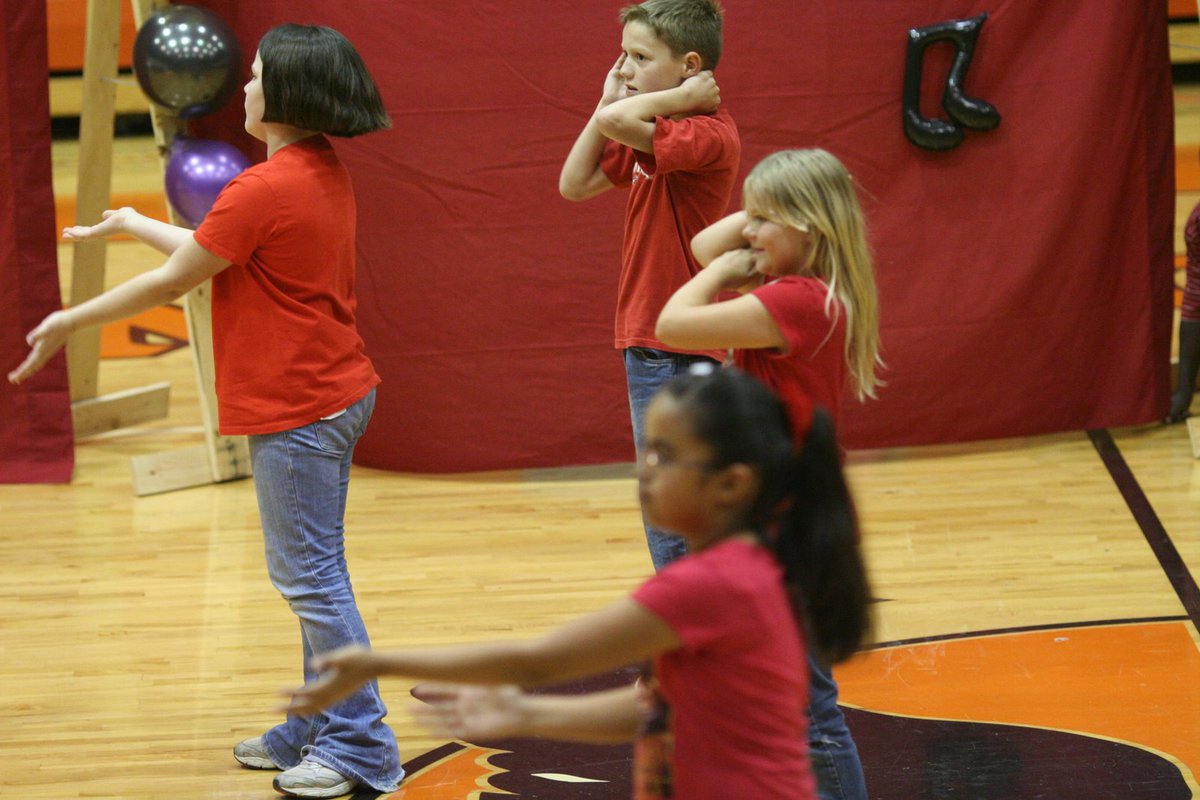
[[271, 775, 354, 798], [235, 752, 280, 770]]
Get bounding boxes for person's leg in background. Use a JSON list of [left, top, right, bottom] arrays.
[[623, 348, 718, 571], [807, 652, 868, 800], [1169, 202, 1200, 424]]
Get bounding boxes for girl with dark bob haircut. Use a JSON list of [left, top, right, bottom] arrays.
[[259, 24, 391, 136], [13, 22, 400, 800]]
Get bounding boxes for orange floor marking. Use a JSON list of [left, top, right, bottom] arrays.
[[99, 304, 187, 358], [836, 621, 1200, 786], [55, 192, 170, 240], [1180, 144, 1200, 192], [393, 744, 513, 798]]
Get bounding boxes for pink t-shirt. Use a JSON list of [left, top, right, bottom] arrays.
[[632, 538, 814, 800], [600, 108, 740, 355], [194, 135, 380, 435], [735, 276, 847, 441]]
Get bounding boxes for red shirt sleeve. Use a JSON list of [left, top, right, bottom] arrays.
[[193, 172, 277, 266], [600, 139, 636, 188], [651, 113, 735, 175], [752, 278, 840, 358], [633, 549, 763, 652]]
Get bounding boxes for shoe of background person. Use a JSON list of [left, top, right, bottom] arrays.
[[272, 758, 356, 798], [233, 736, 282, 770]]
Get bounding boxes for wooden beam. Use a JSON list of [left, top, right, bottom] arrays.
[[127, 0, 251, 490], [1171, 21, 1200, 64], [67, 0, 123, 402], [130, 444, 220, 496], [49, 72, 147, 118], [71, 382, 170, 438], [182, 282, 251, 482]]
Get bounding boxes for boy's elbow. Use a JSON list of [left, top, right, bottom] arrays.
[[594, 106, 626, 141], [559, 177, 587, 202]]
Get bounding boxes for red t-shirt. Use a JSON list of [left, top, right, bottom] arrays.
[[734, 276, 847, 442], [193, 135, 380, 435], [632, 538, 814, 800], [600, 108, 740, 355]]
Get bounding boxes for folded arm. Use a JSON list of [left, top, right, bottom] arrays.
[[559, 55, 627, 201], [691, 211, 748, 266], [656, 250, 784, 351], [595, 71, 720, 154]]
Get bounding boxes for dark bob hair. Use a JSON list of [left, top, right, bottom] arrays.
[[259, 24, 391, 137]]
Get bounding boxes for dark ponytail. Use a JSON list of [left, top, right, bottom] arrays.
[[662, 368, 871, 664], [774, 409, 871, 664]]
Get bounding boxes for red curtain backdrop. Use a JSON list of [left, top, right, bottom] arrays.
[[190, 1, 1172, 472], [0, 0, 73, 483]]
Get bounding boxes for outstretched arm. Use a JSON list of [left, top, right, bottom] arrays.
[[281, 597, 678, 716], [411, 682, 642, 744], [595, 71, 720, 154], [656, 249, 784, 351], [63, 207, 194, 256], [7, 237, 230, 384]]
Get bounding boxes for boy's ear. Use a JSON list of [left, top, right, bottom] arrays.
[[681, 51, 703, 77]]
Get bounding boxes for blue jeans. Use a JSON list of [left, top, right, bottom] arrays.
[[623, 348, 867, 800], [623, 348, 719, 570], [247, 389, 402, 793], [807, 652, 867, 800]]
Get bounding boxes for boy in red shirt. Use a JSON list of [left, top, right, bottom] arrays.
[[559, 0, 740, 570]]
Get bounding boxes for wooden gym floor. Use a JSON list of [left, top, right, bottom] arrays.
[[4, 79, 1200, 800]]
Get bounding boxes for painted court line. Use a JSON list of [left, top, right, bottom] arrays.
[[1088, 428, 1200, 630]]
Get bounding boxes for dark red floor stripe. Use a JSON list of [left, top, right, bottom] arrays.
[[1088, 428, 1200, 629]]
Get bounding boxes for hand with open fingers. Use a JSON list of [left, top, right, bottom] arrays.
[[280, 644, 375, 716], [62, 207, 135, 242], [602, 53, 628, 105], [410, 683, 528, 741], [8, 310, 73, 385], [680, 70, 720, 114]]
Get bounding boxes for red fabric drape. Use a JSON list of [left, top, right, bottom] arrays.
[[189, 1, 1172, 472], [0, 0, 73, 483]]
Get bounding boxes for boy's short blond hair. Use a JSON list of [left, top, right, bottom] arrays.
[[619, 0, 724, 70]]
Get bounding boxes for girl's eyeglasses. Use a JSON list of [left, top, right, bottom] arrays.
[[640, 449, 715, 471]]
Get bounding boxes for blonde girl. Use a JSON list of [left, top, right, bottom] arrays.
[[658, 147, 881, 439], [655, 148, 881, 800]]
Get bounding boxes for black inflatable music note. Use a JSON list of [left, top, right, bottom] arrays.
[[903, 14, 1001, 151]]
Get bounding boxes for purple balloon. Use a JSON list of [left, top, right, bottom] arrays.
[[164, 137, 250, 228]]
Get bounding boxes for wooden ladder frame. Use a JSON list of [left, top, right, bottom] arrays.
[[69, 0, 250, 494]]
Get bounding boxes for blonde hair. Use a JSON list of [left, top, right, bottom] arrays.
[[743, 149, 882, 400]]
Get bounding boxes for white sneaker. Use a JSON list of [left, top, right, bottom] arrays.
[[272, 758, 356, 798], [233, 736, 281, 770]]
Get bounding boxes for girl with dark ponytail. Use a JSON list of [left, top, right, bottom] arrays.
[[281, 368, 871, 800], [658, 368, 871, 665]]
